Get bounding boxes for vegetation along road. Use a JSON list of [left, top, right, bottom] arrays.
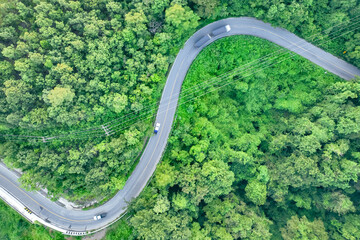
[[0, 17, 359, 235]]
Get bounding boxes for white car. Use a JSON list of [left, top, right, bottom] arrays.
[[93, 213, 106, 220], [154, 123, 161, 134]]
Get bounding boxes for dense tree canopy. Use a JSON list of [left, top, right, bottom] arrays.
[[124, 35, 360, 239], [0, 0, 359, 239], [0, 0, 202, 200]]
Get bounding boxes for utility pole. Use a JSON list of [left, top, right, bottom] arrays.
[[101, 125, 113, 136]]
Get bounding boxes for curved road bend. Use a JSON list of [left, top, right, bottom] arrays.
[[1, 17, 360, 234]]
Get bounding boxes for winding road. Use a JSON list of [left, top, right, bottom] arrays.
[[1, 17, 359, 235]]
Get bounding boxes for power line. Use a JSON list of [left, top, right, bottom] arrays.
[[2, 17, 360, 142], [105, 23, 360, 131], [38, 21, 360, 143], [3, 21, 359, 143], [100, 15, 360, 127]]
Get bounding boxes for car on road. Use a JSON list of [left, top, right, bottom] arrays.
[[93, 213, 107, 220], [154, 123, 161, 134]]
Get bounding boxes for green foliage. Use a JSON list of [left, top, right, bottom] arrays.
[[329, 214, 360, 240], [179, 160, 234, 205], [0, 199, 66, 240], [105, 220, 134, 240], [321, 192, 355, 215], [1, 0, 360, 239], [129, 192, 193, 240], [0, 0, 192, 201], [165, 4, 199, 39], [154, 161, 177, 189], [126, 35, 360, 239], [204, 194, 272, 239], [45, 86, 75, 107], [280, 215, 328, 240], [245, 180, 267, 206], [190, 0, 219, 18]]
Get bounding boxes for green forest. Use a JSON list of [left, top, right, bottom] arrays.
[[0, 0, 360, 239], [122, 35, 360, 239], [0, 200, 68, 240]]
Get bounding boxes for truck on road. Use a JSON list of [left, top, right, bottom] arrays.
[[194, 34, 211, 48], [154, 123, 161, 134], [212, 25, 231, 37], [194, 25, 231, 48]]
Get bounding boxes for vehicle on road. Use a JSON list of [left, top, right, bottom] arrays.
[[194, 34, 211, 48], [154, 123, 161, 134], [93, 213, 106, 220], [0, 17, 359, 235], [212, 25, 231, 36]]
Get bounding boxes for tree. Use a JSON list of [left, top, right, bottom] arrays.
[[3, 79, 35, 111], [105, 220, 134, 240], [245, 180, 267, 205], [153, 195, 170, 214], [191, 222, 211, 240], [103, 93, 128, 114], [44, 86, 75, 107], [172, 193, 188, 211], [320, 192, 355, 215], [330, 214, 360, 240], [179, 160, 234, 205], [150, 0, 170, 15], [0, 142, 18, 166], [22, 108, 49, 127], [1, 2, 360, 238], [125, 9, 148, 34], [281, 216, 328, 240], [190, 0, 219, 18], [6, 112, 23, 125], [165, 4, 199, 38], [154, 161, 177, 188], [130, 200, 192, 240], [204, 194, 272, 239], [0, 200, 66, 240]]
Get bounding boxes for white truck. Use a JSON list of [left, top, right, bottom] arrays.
[[211, 25, 231, 37], [154, 123, 161, 134]]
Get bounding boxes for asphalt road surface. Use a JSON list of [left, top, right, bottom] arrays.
[[1, 17, 359, 234]]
